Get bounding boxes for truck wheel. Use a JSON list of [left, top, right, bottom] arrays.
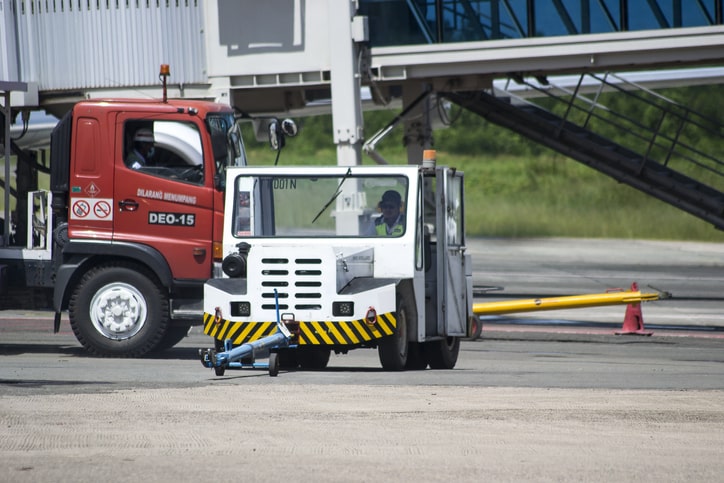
[[426, 337, 460, 369], [68, 263, 169, 357], [378, 293, 410, 371]]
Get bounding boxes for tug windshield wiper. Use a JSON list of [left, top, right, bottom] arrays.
[[311, 167, 352, 224]]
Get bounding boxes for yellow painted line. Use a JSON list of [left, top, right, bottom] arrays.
[[220, 319, 233, 339], [325, 322, 347, 344], [310, 321, 335, 345], [301, 323, 321, 344], [233, 321, 259, 344], [351, 320, 373, 341], [339, 322, 361, 344], [376, 313, 396, 336]]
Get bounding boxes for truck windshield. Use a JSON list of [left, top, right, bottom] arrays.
[[207, 113, 247, 172], [233, 173, 409, 238]]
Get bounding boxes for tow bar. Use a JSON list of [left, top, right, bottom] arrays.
[[198, 290, 293, 377], [472, 284, 667, 315]]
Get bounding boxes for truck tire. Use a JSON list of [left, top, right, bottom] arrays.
[[425, 337, 460, 369], [378, 292, 410, 371], [68, 263, 169, 357]]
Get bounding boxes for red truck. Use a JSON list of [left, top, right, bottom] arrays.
[[1, 73, 294, 357]]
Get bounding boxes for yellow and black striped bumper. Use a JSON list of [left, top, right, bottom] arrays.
[[202, 312, 397, 346]]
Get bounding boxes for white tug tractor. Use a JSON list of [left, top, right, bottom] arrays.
[[200, 153, 473, 373]]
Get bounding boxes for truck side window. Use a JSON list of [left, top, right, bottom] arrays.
[[124, 120, 204, 184]]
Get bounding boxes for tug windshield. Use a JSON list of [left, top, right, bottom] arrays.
[[232, 173, 409, 238]]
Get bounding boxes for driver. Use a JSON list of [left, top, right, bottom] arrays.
[[126, 128, 155, 170], [368, 190, 405, 236]]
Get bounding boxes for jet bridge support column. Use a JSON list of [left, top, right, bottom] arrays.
[[402, 83, 434, 166], [329, 0, 366, 168], [328, 1, 369, 235]]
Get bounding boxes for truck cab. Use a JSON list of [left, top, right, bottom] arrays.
[[202, 160, 473, 371], [0, 97, 249, 357]]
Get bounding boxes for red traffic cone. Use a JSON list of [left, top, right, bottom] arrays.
[[615, 282, 653, 336]]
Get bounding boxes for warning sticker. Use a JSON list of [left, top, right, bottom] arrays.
[[85, 182, 101, 197], [71, 197, 113, 221]]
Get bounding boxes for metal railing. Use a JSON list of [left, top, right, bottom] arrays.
[[497, 72, 724, 192]]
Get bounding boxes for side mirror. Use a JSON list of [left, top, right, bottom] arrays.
[[268, 118, 298, 151], [214, 171, 226, 191], [268, 119, 284, 151], [281, 118, 298, 137], [228, 130, 242, 158]]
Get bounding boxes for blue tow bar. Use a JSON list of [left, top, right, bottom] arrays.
[[199, 289, 292, 377]]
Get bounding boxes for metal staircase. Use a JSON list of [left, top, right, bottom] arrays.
[[441, 73, 724, 230]]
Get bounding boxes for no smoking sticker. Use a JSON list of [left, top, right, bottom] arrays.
[[71, 198, 113, 221]]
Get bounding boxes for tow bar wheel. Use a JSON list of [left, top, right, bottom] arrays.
[[269, 353, 280, 377]]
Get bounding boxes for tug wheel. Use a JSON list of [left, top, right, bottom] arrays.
[[378, 290, 412, 371], [425, 336, 460, 369]]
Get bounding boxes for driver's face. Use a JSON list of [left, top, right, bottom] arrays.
[[380, 202, 400, 222]]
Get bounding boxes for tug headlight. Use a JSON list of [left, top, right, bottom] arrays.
[[222, 242, 251, 278], [231, 301, 251, 317], [222, 253, 247, 278], [333, 301, 354, 317]]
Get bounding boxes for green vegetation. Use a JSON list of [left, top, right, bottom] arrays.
[[242, 85, 724, 242]]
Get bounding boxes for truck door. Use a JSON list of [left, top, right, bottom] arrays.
[[436, 167, 467, 336], [113, 115, 214, 280]]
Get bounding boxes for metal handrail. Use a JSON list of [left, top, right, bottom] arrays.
[[498, 73, 724, 188]]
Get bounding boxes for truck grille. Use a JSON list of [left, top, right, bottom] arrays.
[[259, 257, 324, 310]]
